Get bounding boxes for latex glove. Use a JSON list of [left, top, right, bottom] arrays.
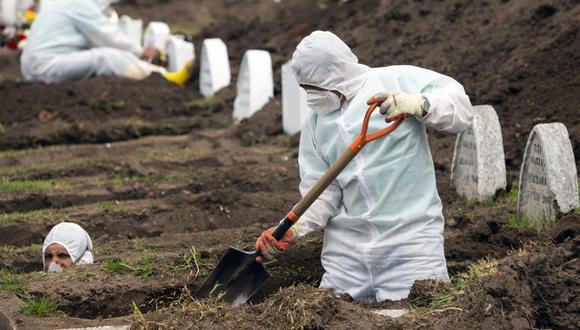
[[368, 91, 425, 122], [255, 226, 298, 263]]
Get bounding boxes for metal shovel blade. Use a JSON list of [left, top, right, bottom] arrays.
[[194, 247, 270, 306]]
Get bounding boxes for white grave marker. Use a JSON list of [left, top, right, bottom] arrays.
[[143, 21, 170, 51], [282, 60, 311, 134], [517, 123, 579, 225], [0, 0, 17, 26], [451, 105, 506, 201], [199, 38, 230, 97], [233, 50, 274, 120], [165, 35, 194, 72], [119, 15, 143, 47]]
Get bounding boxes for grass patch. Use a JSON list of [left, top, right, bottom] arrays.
[[102, 256, 157, 278], [167, 246, 205, 277], [506, 213, 548, 229], [0, 178, 71, 193], [498, 180, 519, 205], [90, 175, 163, 188], [0, 209, 55, 224], [0, 268, 26, 295], [410, 259, 497, 311], [19, 295, 61, 317], [251, 145, 288, 155], [186, 97, 219, 108]]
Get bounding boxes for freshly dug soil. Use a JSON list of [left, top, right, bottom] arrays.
[[0, 0, 578, 329]]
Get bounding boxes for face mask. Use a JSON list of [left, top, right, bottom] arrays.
[[47, 262, 64, 273], [306, 90, 342, 114]]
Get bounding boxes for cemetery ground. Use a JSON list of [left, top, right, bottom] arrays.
[[0, 0, 579, 329]]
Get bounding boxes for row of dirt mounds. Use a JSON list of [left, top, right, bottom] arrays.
[[0, 0, 578, 329]]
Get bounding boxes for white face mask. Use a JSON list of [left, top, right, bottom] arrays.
[[47, 262, 64, 273], [306, 90, 342, 114]]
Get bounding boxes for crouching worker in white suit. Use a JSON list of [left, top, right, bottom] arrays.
[[43, 222, 94, 272], [255, 31, 474, 301], [21, 0, 190, 85]]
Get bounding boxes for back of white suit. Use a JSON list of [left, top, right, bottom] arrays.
[[21, 0, 149, 83]]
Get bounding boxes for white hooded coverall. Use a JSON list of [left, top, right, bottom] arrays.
[[21, 0, 163, 83], [42, 222, 94, 268], [292, 31, 473, 301]]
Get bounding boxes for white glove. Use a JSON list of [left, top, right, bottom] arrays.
[[369, 91, 426, 122]]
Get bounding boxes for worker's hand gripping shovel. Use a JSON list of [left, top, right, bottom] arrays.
[[194, 100, 409, 306]]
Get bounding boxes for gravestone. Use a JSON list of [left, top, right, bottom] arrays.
[[0, 0, 17, 26], [518, 123, 579, 225], [165, 35, 194, 72], [199, 38, 230, 97], [233, 50, 273, 120], [451, 105, 506, 201], [143, 21, 170, 51], [282, 61, 311, 134], [119, 15, 143, 47]]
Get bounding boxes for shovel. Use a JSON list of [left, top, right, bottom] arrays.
[[194, 101, 408, 305]]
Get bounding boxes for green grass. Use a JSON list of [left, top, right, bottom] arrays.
[[498, 180, 519, 205], [506, 213, 548, 229], [167, 247, 204, 277], [0, 178, 71, 193], [186, 96, 219, 108], [90, 175, 164, 188], [0, 268, 26, 295], [410, 259, 497, 311], [19, 295, 61, 317], [0, 209, 55, 224], [102, 256, 157, 278]]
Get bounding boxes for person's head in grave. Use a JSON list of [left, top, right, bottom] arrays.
[[43, 222, 94, 272], [254, 30, 474, 302]]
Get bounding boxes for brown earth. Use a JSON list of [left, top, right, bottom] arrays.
[[0, 0, 579, 329]]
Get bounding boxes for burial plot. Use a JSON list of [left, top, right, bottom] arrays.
[[119, 15, 143, 47], [165, 35, 194, 72], [233, 50, 273, 120], [143, 21, 170, 51], [282, 61, 311, 134], [0, 0, 17, 26], [199, 38, 231, 97], [451, 105, 506, 201], [518, 123, 579, 225]]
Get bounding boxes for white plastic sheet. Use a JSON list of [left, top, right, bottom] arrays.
[[282, 60, 311, 134], [118, 15, 142, 46], [165, 35, 194, 72], [233, 49, 273, 120], [143, 21, 170, 51], [199, 38, 230, 97]]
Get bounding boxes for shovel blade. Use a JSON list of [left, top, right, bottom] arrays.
[[195, 247, 270, 306]]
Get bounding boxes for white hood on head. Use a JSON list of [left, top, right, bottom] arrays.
[[42, 222, 94, 268], [93, 0, 119, 12], [291, 31, 370, 100]]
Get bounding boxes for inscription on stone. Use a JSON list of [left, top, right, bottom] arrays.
[[518, 123, 579, 225], [451, 105, 506, 201]]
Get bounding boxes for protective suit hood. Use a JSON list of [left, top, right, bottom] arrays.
[[93, 0, 119, 12], [291, 31, 370, 101], [42, 222, 94, 268]]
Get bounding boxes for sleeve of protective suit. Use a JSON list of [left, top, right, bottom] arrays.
[[419, 75, 474, 134], [67, 4, 143, 56], [294, 116, 343, 238]]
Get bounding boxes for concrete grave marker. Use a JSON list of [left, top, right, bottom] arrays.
[[143, 21, 170, 51], [0, 0, 17, 26], [518, 123, 579, 225], [165, 35, 194, 72], [451, 105, 507, 201], [233, 50, 273, 120], [119, 15, 143, 47], [282, 60, 312, 134], [199, 38, 231, 97]]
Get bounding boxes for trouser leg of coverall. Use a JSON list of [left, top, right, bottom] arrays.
[[29, 47, 165, 83]]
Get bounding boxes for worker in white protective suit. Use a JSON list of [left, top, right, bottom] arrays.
[[43, 222, 94, 272], [21, 0, 190, 85], [256, 31, 473, 301]]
